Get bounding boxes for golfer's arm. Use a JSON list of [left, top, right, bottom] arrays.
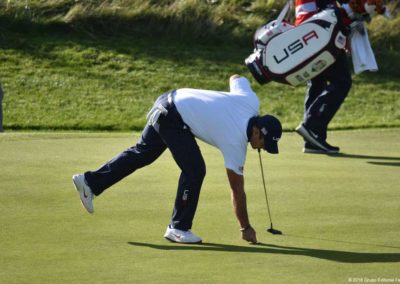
[[226, 169, 251, 229]]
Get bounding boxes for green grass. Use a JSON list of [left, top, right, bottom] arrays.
[[1, 29, 399, 131], [1, 1, 399, 282], [1, 1, 400, 131], [1, 129, 399, 283]]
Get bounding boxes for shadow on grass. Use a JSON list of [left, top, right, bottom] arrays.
[[327, 153, 400, 167], [328, 153, 400, 161], [367, 161, 400, 167], [285, 234, 400, 250], [127, 241, 400, 263]]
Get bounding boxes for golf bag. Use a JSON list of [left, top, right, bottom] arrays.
[[245, 9, 348, 86]]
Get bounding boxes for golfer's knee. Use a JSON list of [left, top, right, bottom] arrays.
[[188, 163, 206, 185], [195, 163, 206, 183]]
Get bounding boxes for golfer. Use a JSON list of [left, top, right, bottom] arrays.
[[72, 74, 282, 244]]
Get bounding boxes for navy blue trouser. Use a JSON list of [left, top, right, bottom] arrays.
[[84, 92, 206, 231], [303, 51, 352, 141]]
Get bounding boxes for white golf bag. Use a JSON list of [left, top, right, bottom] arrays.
[[245, 9, 348, 86]]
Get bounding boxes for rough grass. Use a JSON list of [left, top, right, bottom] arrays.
[[2, 0, 398, 42], [0, 129, 399, 283], [1, 29, 399, 131], [0, 0, 399, 131]]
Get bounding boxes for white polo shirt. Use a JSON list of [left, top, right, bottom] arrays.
[[174, 77, 260, 175]]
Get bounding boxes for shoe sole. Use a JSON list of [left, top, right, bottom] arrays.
[[303, 148, 340, 154], [303, 148, 328, 154], [72, 175, 94, 214], [164, 236, 202, 244]]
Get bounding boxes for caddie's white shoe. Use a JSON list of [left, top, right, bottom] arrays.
[[164, 225, 202, 244], [72, 174, 94, 214]]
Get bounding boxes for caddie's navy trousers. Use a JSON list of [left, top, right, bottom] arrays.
[[303, 51, 352, 141], [84, 91, 206, 231]]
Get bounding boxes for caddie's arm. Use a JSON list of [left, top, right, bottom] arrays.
[[226, 169, 258, 244]]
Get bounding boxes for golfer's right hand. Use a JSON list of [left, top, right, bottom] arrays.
[[241, 225, 258, 244]]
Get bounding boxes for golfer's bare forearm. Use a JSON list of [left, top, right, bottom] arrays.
[[226, 169, 251, 228]]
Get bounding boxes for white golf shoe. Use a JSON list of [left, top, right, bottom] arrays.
[[164, 225, 202, 244], [72, 174, 94, 214]]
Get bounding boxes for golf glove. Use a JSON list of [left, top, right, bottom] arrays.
[[146, 104, 168, 128]]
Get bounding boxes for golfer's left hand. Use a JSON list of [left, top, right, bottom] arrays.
[[241, 225, 258, 244]]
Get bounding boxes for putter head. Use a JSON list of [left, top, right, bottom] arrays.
[[267, 228, 283, 235]]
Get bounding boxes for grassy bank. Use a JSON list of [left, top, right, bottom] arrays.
[[0, 0, 399, 131]]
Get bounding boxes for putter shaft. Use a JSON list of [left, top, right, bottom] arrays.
[[258, 149, 273, 226], [258, 150, 283, 235]]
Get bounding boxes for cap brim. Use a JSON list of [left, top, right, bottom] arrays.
[[265, 141, 279, 154]]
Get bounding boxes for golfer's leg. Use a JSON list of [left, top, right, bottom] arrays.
[[85, 125, 167, 196], [159, 125, 206, 231]]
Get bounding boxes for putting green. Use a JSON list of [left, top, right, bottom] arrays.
[[0, 129, 399, 283]]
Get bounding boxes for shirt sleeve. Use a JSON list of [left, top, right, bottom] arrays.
[[229, 77, 256, 96], [220, 143, 247, 176]]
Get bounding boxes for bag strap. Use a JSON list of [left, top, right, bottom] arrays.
[[275, 0, 292, 25]]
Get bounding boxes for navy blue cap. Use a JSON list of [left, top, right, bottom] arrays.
[[257, 115, 282, 154]]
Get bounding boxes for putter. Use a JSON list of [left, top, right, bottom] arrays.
[[258, 149, 283, 235]]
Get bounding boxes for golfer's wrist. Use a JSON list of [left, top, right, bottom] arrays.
[[240, 224, 251, 232]]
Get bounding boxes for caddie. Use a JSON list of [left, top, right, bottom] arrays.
[[294, 0, 353, 154], [72, 74, 282, 244]]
